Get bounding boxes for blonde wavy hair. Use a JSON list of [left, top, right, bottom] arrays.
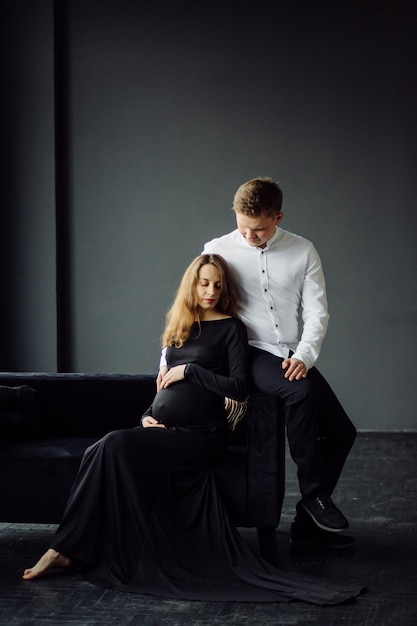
[[162, 254, 239, 348]]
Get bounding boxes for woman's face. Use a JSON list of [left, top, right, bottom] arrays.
[[196, 264, 222, 314]]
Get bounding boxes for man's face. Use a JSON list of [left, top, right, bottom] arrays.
[[235, 211, 284, 248]]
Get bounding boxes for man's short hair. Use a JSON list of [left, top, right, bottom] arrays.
[[233, 177, 283, 217]]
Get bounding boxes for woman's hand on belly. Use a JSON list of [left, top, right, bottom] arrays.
[[158, 364, 187, 389], [142, 416, 167, 429]]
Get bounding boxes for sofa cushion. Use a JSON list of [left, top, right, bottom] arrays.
[[224, 397, 248, 431], [0, 436, 98, 523], [0, 385, 40, 440]]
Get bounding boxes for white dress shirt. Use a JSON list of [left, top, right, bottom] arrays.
[[203, 227, 329, 370]]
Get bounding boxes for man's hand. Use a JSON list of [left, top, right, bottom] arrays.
[[142, 416, 166, 428], [282, 358, 307, 381], [158, 364, 187, 389], [156, 366, 168, 391]]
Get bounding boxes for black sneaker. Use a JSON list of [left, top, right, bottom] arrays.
[[289, 522, 355, 549], [289, 509, 355, 549], [300, 495, 349, 532]]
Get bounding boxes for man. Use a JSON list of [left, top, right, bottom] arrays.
[[202, 177, 357, 548]]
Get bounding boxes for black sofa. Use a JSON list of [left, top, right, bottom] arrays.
[[0, 372, 285, 553]]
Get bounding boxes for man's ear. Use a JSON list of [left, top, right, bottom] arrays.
[[275, 212, 285, 226]]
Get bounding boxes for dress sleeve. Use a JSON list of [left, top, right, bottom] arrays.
[[138, 402, 153, 427], [184, 320, 249, 402]]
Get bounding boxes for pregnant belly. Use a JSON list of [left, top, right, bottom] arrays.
[[152, 382, 223, 428]]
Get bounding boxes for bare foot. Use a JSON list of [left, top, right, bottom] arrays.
[[22, 548, 73, 580]]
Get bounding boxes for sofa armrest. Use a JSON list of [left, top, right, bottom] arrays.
[[0, 372, 157, 437], [245, 392, 285, 527]]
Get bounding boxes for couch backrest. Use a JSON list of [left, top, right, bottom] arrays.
[[0, 373, 157, 437]]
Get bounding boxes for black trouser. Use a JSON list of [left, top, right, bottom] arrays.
[[249, 347, 356, 499]]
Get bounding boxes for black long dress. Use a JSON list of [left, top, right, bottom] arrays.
[[50, 318, 365, 605]]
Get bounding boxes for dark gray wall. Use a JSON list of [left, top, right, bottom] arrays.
[[3, 0, 417, 430], [2, 1, 56, 371]]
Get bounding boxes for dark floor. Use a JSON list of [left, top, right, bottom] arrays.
[[1, 432, 416, 626]]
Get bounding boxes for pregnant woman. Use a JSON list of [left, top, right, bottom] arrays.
[[23, 254, 365, 605]]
